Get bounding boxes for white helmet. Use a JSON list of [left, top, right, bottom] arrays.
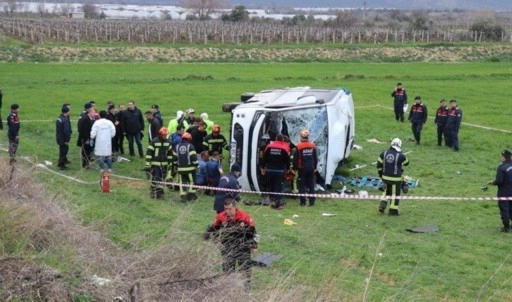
[[200, 112, 208, 120], [390, 138, 402, 152], [176, 110, 184, 119]]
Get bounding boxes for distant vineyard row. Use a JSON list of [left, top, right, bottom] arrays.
[[1, 17, 511, 44]]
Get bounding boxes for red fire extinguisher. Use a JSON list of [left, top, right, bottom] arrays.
[[100, 171, 110, 193]]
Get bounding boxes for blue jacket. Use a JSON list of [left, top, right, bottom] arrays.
[[214, 173, 240, 213], [492, 160, 512, 198]]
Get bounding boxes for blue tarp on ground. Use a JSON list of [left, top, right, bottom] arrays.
[[346, 176, 419, 189]]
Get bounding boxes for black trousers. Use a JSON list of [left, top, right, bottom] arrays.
[[267, 171, 285, 206], [445, 127, 459, 151], [411, 122, 423, 143], [394, 105, 405, 122], [498, 200, 512, 227], [437, 124, 446, 146], [150, 166, 166, 198], [80, 141, 93, 168], [58, 144, 69, 167], [221, 248, 252, 290], [298, 168, 316, 205]]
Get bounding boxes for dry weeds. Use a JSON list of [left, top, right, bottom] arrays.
[[0, 159, 311, 301]]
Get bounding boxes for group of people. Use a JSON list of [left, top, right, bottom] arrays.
[[391, 82, 463, 151]]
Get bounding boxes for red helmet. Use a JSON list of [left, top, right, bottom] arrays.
[[182, 132, 192, 140], [158, 127, 169, 137], [213, 124, 221, 133]]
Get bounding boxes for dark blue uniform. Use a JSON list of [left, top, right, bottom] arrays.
[[377, 147, 409, 215], [491, 157, 512, 231], [408, 102, 428, 144], [434, 104, 449, 146], [56, 113, 72, 169], [445, 104, 462, 151], [391, 87, 407, 122], [214, 173, 240, 213]]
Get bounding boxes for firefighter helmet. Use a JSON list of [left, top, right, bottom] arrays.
[[390, 138, 402, 152], [300, 129, 309, 138], [182, 132, 192, 140], [158, 127, 169, 137]]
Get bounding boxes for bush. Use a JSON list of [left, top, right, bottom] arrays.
[[469, 21, 505, 41]]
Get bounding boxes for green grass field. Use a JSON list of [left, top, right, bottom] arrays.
[[1, 61, 512, 300]]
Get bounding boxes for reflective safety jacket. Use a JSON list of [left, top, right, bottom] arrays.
[[173, 141, 198, 173], [203, 133, 228, 156], [145, 137, 172, 168], [377, 148, 409, 184], [293, 141, 318, 171]]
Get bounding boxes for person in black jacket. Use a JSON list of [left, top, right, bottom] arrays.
[[6, 103, 20, 164], [187, 120, 207, 154], [489, 149, 512, 232], [56, 106, 72, 170], [106, 104, 121, 155], [445, 99, 463, 151], [408, 96, 428, 145], [377, 138, 409, 216], [122, 101, 145, 158], [77, 103, 95, 169], [434, 99, 449, 146], [145, 111, 162, 144], [214, 164, 241, 213], [151, 104, 163, 126], [391, 82, 408, 122]]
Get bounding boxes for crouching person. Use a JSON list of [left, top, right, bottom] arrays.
[[204, 199, 258, 291], [145, 127, 172, 199]]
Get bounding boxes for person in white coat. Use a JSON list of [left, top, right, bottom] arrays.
[[91, 110, 116, 173]]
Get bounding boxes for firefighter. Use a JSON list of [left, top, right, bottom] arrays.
[[445, 99, 463, 151], [434, 99, 449, 146], [408, 96, 428, 145], [203, 124, 228, 158], [173, 132, 199, 202], [377, 138, 410, 216], [6, 103, 20, 164], [145, 127, 172, 199], [391, 82, 408, 122], [488, 149, 512, 232], [262, 134, 290, 210], [292, 130, 318, 206]]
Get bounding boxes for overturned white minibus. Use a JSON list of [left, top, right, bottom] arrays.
[[226, 86, 355, 192]]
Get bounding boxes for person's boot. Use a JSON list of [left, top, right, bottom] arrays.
[[501, 224, 510, 233], [378, 200, 387, 213], [180, 195, 188, 202], [187, 192, 198, 201]]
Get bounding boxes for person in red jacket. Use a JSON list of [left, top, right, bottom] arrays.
[[204, 199, 258, 291], [292, 130, 318, 206]]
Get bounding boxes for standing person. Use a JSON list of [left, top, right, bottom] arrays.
[[262, 134, 290, 210], [145, 127, 173, 199], [377, 138, 409, 216], [145, 111, 162, 144], [434, 99, 449, 146], [408, 96, 428, 145], [488, 149, 512, 232], [214, 164, 242, 213], [77, 103, 95, 169], [203, 124, 228, 158], [445, 99, 463, 152], [106, 104, 121, 155], [0, 88, 3, 130], [56, 106, 72, 170], [391, 82, 408, 122], [167, 110, 187, 134], [117, 104, 126, 155], [203, 198, 258, 291], [187, 121, 207, 154], [293, 130, 318, 206], [195, 151, 209, 186], [122, 101, 145, 158], [173, 132, 199, 202], [169, 124, 185, 150], [200, 112, 214, 134], [6, 104, 20, 164], [184, 108, 195, 130], [151, 104, 163, 126], [90, 110, 116, 173]]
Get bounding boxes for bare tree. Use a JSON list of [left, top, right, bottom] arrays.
[[179, 0, 228, 20], [82, 2, 100, 19], [2, 0, 19, 14]]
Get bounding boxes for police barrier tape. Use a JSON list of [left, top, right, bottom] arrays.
[[110, 173, 512, 201]]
